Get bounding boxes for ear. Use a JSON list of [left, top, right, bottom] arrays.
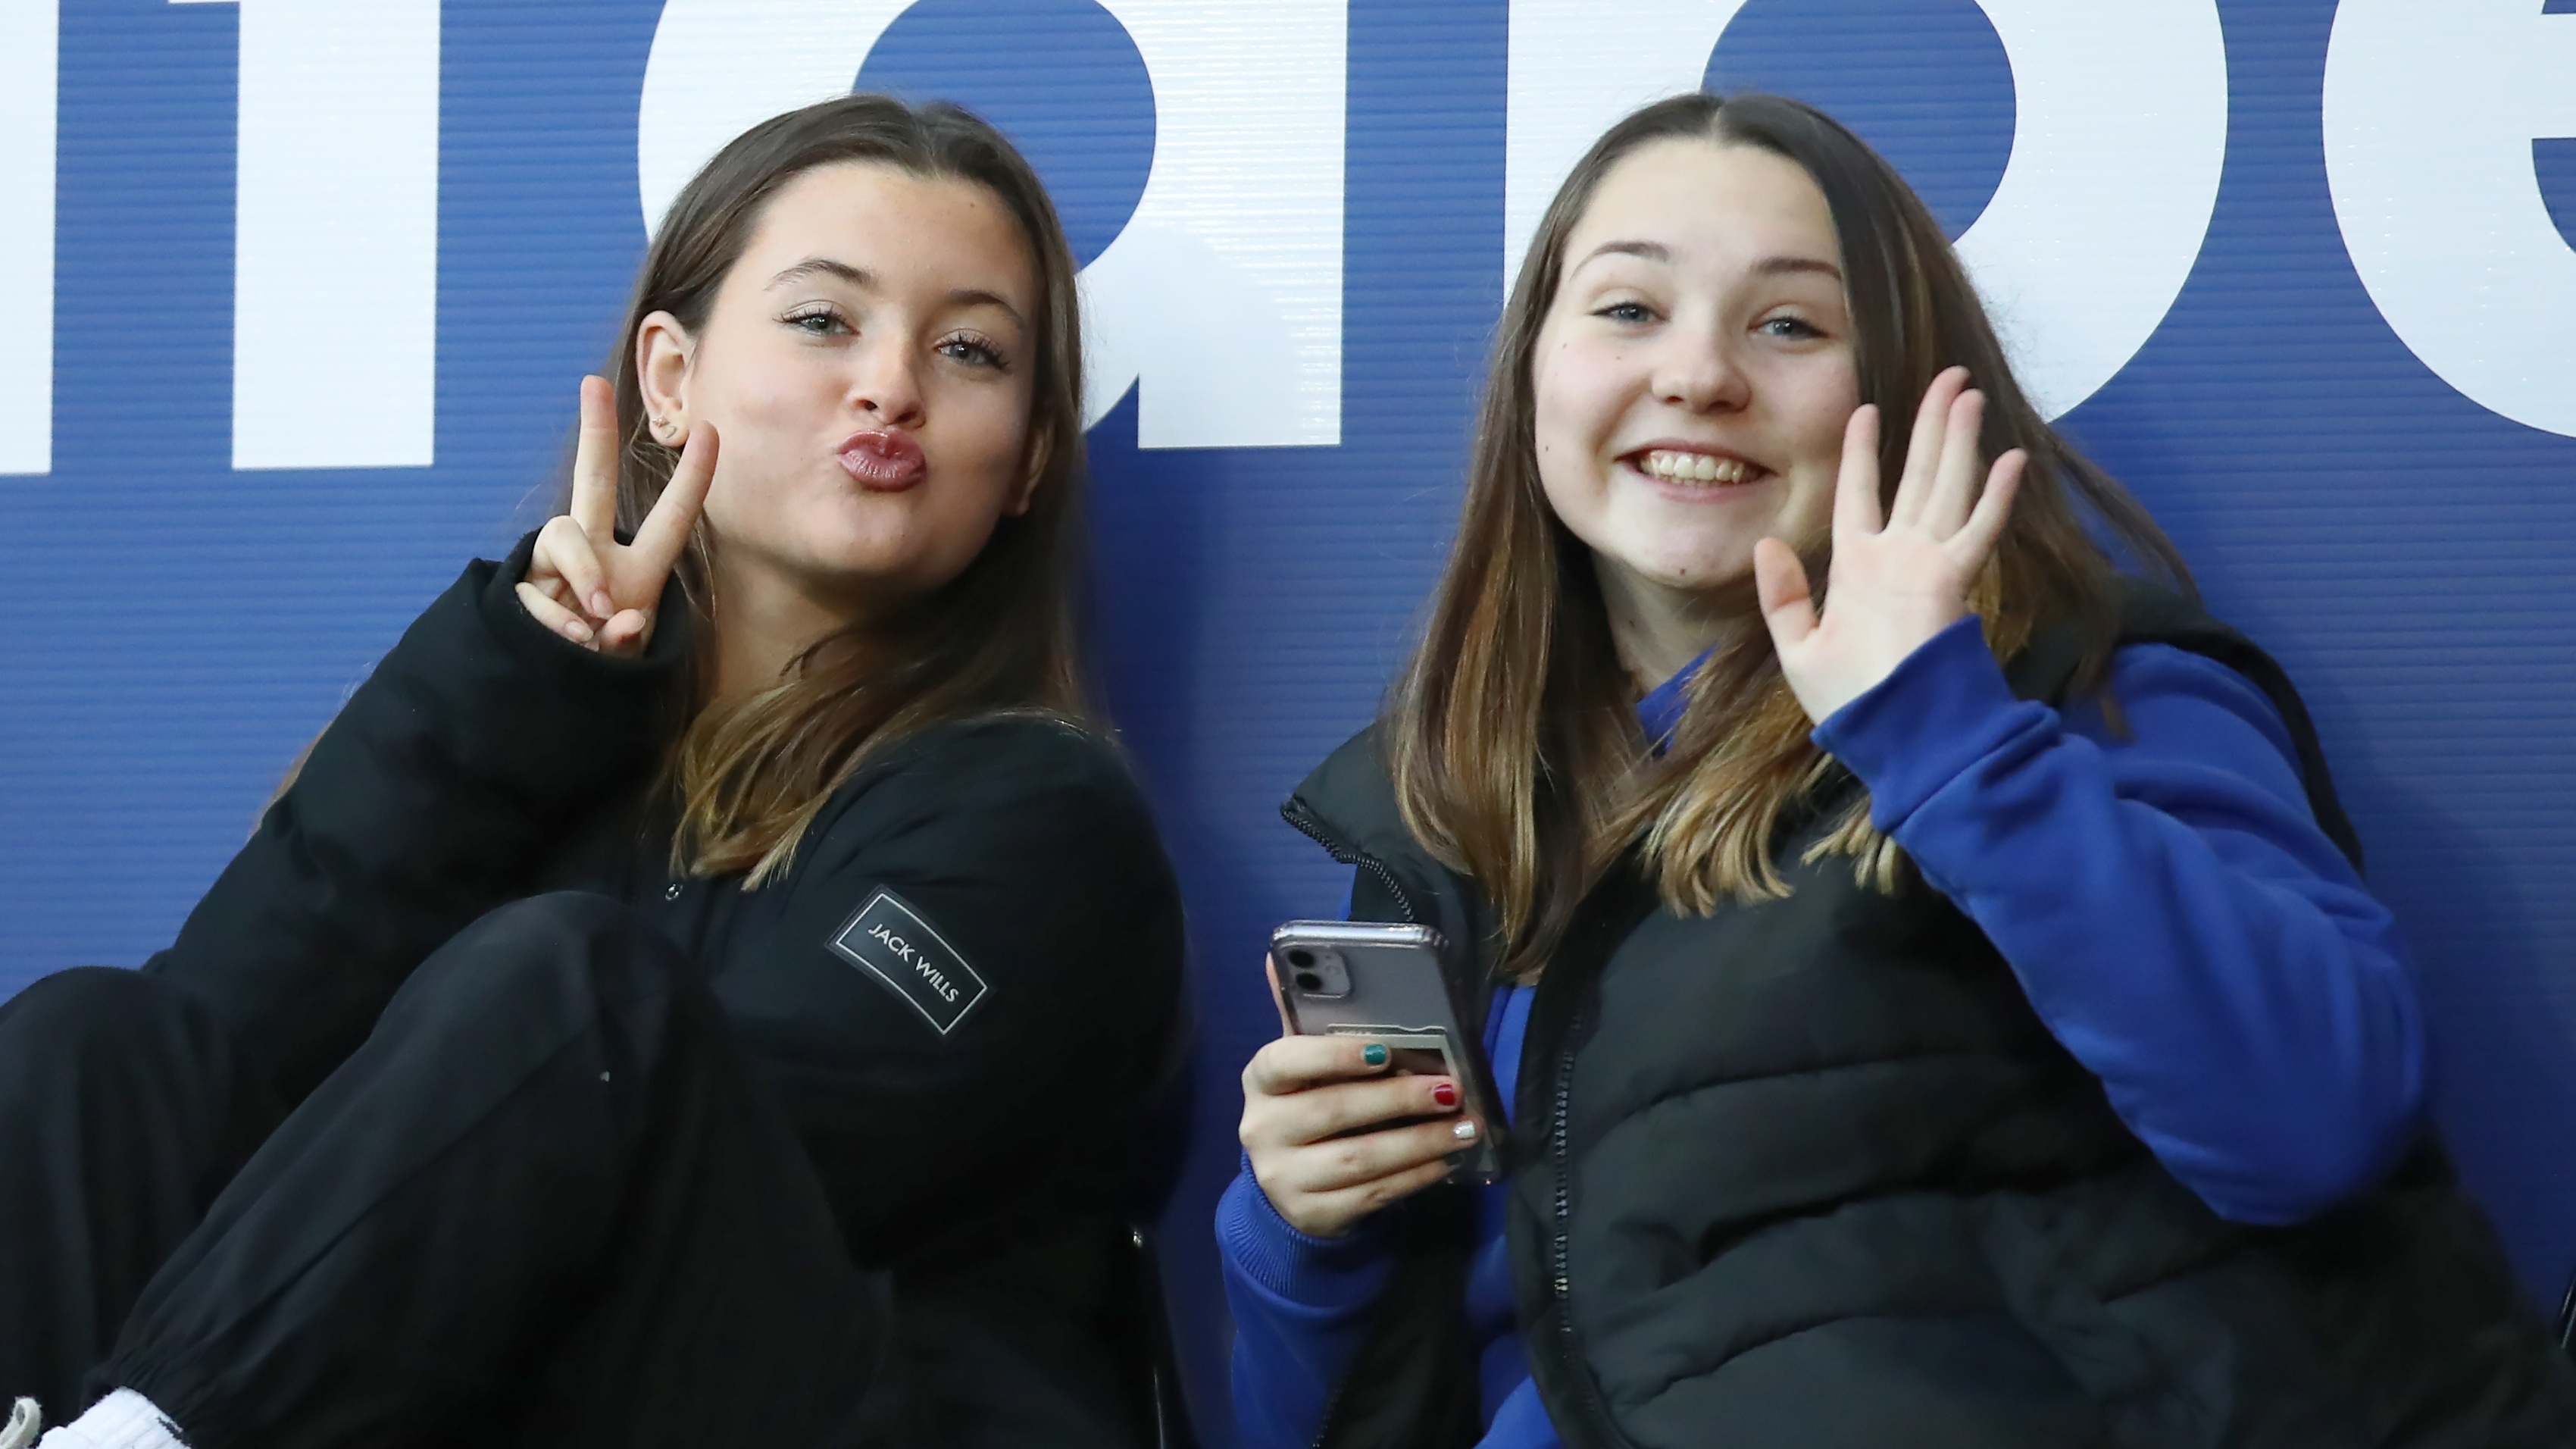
[[1006, 425, 1052, 517], [635, 310, 694, 447]]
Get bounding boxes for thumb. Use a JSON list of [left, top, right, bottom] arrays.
[[1753, 537, 1818, 652]]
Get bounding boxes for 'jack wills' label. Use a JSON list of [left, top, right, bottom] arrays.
[[828, 890, 989, 1036]]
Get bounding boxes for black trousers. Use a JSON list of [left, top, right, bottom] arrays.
[[0, 893, 896, 1449]]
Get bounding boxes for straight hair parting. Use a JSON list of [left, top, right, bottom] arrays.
[[1388, 92, 2192, 981]]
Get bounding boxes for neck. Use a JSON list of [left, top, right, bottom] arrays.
[[1591, 556, 1758, 696], [706, 552, 868, 706]]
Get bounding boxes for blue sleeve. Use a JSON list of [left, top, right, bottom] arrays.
[[1218, 1158, 1399, 1449], [1812, 618, 2428, 1225]]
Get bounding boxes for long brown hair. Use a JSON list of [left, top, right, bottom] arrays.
[[1388, 92, 2192, 980], [607, 94, 1093, 884]]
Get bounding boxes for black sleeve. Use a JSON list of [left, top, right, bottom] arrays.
[[146, 532, 690, 1100], [705, 718, 1186, 1263]]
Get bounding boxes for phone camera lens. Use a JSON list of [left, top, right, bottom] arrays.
[[1285, 949, 1315, 969], [1294, 972, 1323, 992]]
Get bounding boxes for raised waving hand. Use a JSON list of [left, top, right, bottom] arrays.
[[515, 375, 717, 657], [1752, 366, 2026, 724]]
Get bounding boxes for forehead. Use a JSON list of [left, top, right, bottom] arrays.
[[1565, 139, 1840, 274], [735, 161, 1037, 296]]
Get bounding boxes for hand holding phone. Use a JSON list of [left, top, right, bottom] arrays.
[[1236, 921, 1505, 1238], [1237, 1030, 1482, 1238]]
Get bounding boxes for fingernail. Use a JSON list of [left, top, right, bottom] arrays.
[[1431, 1082, 1459, 1109], [590, 592, 614, 618], [1452, 1119, 1478, 1141], [562, 619, 592, 642], [1361, 1043, 1389, 1068]]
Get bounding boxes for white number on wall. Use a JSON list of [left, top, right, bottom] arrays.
[[640, 0, 1346, 449], [1502, 0, 2229, 423], [2325, 0, 2576, 440], [176, 0, 442, 470], [0, 0, 57, 477]]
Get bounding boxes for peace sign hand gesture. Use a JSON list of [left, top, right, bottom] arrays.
[[1752, 366, 2026, 725], [514, 375, 717, 657]]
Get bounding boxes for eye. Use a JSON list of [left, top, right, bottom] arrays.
[[1758, 315, 1826, 341], [783, 305, 849, 337], [938, 333, 1010, 371], [1593, 299, 1656, 325]]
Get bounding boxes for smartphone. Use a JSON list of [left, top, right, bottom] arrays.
[[1269, 920, 1506, 1184]]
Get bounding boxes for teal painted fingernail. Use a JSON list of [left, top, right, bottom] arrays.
[[1361, 1043, 1389, 1068]]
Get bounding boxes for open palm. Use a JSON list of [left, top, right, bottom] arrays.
[[1752, 366, 2026, 724]]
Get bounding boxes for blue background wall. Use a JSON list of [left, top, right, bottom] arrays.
[[5, 2, 2574, 1441]]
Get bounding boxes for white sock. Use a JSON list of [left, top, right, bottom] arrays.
[[3, 1398, 42, 1449], [36, 1391, 186, 1449]]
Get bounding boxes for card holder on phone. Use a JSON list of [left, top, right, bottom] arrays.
[[1272, 919, 1507, 1185], [1318, 1025, 1502, 1183]]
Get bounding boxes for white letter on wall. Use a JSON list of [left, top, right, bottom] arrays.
[[2325, 1, 2576, 439], [177, 0, 441, 470], [1503, 0, 2227, 421], [0, 0, 56, 476], [639, 0, 1344, 448]]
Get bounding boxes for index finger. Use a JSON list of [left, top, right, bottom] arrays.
[[570, 375, 619, 540], [1243, 1033, 1391, 1098], [628, 421, 717, 581]]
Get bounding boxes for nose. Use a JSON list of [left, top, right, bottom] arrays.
[[850, 338, 926, 429], [1651, 327, 1749, 414]]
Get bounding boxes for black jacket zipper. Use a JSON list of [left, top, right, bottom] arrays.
[[1546, 1003, 1625, 1447], [1523, 882, 1652, 1449], [1279, 798, 1420, 925], [1549, 1011, 1580, 1307]]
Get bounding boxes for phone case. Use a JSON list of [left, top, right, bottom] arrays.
[[1269, 920, 1507, 1183]]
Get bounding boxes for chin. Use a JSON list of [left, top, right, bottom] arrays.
[[1622, 544, 1756, 589]]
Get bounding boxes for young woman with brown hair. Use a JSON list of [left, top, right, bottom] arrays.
[[0, 94, 1181, 1449], [1224, 92, 2576, 1447]]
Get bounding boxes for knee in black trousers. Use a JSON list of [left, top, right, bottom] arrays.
[[8, 896, 889, 1449]]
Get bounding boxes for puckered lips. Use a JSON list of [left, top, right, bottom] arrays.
[[836, 428, 927, 492], [1617, 440, 1771, 499]]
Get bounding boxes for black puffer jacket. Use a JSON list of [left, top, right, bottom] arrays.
[[1280, 588, 2576, 1447], [145, 534, 1186, 1447]]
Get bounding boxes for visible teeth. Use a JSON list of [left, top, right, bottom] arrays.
[[1640, 450, 1752, 485]]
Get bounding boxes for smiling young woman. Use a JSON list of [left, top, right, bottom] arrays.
[[1222, 92, 2576, 1448], [0, 95, 1182, 1449]]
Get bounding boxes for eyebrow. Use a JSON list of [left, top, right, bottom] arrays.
[[1577, 239, 1671, 268], [1572, 239, 1843, 282], [943, 287, 1026, 329], [767, 256, 1027, 329], [1754, 255, 1843, 280], [769, 257, 874, 291]]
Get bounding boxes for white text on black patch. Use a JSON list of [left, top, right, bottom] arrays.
[[828, 890, 989, 1035]]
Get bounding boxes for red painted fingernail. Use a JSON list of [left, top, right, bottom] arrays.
[[1431, 1082, 1459, 1109]]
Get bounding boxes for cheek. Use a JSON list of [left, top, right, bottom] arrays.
[[943, 382, 1034, 496], [1530, 377, 1595, 524], [1533, 339, 1623, 442], [1531, 343, 1626, 501], [1786, 365, 1861, 468]]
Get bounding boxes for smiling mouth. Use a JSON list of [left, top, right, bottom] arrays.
[[1631, 449, 1763, 487]]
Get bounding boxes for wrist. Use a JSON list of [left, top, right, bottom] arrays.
[[1812, 617, 2036, 831]]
